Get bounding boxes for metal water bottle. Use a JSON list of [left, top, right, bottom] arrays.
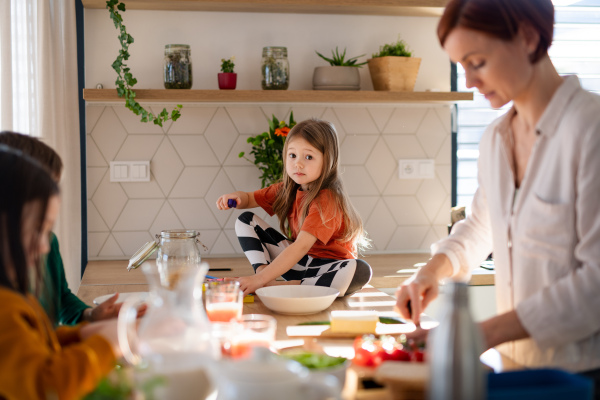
[[427, 281, 486, 400]]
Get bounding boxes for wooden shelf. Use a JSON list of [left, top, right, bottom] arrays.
[[82, 0, 448, 17], [83, 89, 472, 103]]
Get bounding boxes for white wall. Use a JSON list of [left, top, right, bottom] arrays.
[[84, 10, 450, 92], [84, 9, 454, 260]]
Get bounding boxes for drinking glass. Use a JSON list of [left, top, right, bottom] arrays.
[[230, 314, 277, 359], [205, 281, 243, 323]]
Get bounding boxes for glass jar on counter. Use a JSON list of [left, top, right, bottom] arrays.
[[261, 46, 289, 90], [164, 44, 193, 89]]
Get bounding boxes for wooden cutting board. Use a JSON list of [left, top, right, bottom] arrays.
[[286, 322, 416, 338]]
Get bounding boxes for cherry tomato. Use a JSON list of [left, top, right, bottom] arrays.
[[411, 349, 425, 363], [352, 335, 380, 367]]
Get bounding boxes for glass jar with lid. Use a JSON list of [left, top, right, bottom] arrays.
[[164, 44, 193, 89], [261, 46, 289, 90]]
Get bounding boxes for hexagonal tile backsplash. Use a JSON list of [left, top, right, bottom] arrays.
[[86, 103, 452, 259]]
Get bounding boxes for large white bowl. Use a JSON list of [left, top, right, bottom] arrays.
[[255, 286, 340, 315]]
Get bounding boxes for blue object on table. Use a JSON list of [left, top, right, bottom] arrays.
[[205, 275, 218, 280], [487, 369, 593, 400], [228, 199, 237, 208]]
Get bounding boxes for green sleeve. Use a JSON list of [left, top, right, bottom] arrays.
[[41, 233, 90, 325]]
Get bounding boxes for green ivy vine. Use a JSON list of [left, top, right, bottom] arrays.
[[106, 0, 182, 127]]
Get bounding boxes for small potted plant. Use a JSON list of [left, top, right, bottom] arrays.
[[313, 47, 367, 91], [368, 38, 421, 91], [238, 112, 296, 188], [218, 56, 237, 90]]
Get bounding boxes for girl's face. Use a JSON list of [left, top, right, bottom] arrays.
[[444, 26, 536, 109], [285, 136, 324, 190], [21, 195, 60, 266]]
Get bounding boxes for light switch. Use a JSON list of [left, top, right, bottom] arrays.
[[110, 161, 150, 182]]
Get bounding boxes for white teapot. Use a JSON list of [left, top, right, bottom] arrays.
[[211, 347, 341, 400]]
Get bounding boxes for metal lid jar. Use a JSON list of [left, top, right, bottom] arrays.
[[261, 46, 289, 90], [164, 44, 193, 89]]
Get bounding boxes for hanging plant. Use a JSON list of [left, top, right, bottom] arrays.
[[106, 0, 182, 127]]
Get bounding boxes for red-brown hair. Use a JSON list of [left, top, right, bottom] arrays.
[[437, 0, 554, 63]]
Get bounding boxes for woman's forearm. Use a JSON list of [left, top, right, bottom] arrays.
[[479, 310, 530, 350]]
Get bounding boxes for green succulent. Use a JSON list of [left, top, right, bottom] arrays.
[[315, 47, 367, 67], [372, 38, 413, 58]]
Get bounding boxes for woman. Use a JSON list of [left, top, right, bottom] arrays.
[[395, 0, 600, 383], [0, 146, 120, 399]]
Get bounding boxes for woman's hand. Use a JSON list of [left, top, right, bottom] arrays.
[[394, 254, 453, 326]]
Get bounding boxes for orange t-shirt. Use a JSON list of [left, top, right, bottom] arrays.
[[253, 183, 356, 260]]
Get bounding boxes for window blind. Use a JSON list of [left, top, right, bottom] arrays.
[[455, 1, 600, 210]]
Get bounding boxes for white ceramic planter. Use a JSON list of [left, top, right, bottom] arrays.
[[312, 66, 360, 90]]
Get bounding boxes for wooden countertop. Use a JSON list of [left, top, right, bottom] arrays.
[[82, 253, 495, 293]]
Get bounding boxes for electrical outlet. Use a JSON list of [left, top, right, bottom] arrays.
[[399, 159, 435, 179], [110, 161, 151, 182]]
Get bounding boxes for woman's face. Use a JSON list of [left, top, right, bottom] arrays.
[[285, 136, 324, 191], [444, 27, 536, 109], [21, 195, 60, 265]]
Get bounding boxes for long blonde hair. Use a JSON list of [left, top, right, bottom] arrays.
[[272, 118, 370, 255]]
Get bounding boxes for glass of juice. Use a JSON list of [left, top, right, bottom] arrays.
[[230, 314, 276, 359], [205, 281, 243, 323]]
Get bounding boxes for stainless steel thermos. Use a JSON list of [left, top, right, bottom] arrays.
[[427, 281, 487, 400]]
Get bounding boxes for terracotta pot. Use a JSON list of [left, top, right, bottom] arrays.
[[312, 66, 360, 90], [218, 72, 237, 90], [367, 57, 421, 91]]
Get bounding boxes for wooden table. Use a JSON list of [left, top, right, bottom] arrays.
[[77, 259, 512, 400]]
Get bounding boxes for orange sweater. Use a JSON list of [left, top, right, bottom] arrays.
[[0, 288, 116, 400]]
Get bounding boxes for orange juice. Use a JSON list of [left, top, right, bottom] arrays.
[[206, 302, 242, 323], [229, 340, 271, 359]]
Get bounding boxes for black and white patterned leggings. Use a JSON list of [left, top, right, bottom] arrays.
[[235, 211, 372, 297]]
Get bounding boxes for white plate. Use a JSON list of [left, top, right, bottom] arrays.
[[93, 292, 149, 306]]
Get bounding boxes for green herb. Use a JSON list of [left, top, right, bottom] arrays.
[[221, 56, 235, 73], [315, 47, 367, 67], [83, 364, 167, 400], [372, 37, 413, 58], [378, 316, 406, 324], [281, 352, 347, 370], [238, 112, 296, 188], [106, 0, 182, 127]]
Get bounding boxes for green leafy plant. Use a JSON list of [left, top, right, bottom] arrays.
[[83, 364, 166, 400], [220, 56, 235, 73], [372, 38, 413, 58], [315, 47, 367, 67], [239, 112, 296, 188], [106, 0, 182, 127]]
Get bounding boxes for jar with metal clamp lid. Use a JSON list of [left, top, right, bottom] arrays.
[[261, 46, 289, 90], [164, 44, 193, 89], [128, 230, 207, 275]]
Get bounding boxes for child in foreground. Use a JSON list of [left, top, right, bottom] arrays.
[[0, 131, 122, 325], [216, 118, 372, 297], [0, 147, 120, 399]]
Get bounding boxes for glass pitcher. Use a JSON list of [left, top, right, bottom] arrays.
[[120, 230, 218, 399]]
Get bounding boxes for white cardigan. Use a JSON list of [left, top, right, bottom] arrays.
[[433, 75, 600, 372]]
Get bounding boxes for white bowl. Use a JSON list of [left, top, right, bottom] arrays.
[[255, 286, 340, 315]]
